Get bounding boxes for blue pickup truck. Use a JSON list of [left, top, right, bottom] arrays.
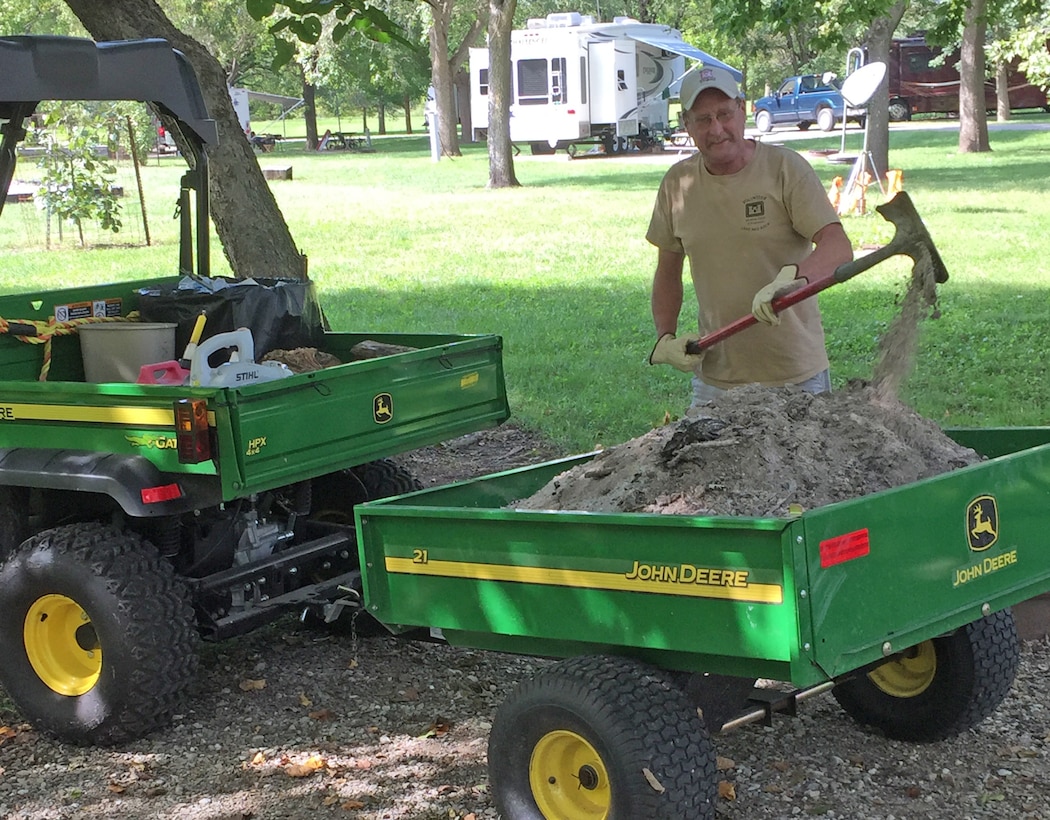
[[751, 74, 865, 133]]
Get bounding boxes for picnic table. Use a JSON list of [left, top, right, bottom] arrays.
[[320, 131, 365, 151]]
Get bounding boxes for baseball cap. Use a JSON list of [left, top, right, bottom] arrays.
[[680, 65, 741, 110]]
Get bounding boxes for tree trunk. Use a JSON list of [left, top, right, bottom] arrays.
[[63, 0, 307, 280], [864, 2, 906, 181], [429, 0, 461, 157], [959, 0, 991, 153], [378, 100, 387, 135], [455, 68, 473, 142], [301, 75, 319, 150], [995, 62, 1011, 121], [404, 94, 414, 134], [487, 0, 519, 188]]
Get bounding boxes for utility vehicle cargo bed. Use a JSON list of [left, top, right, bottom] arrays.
[[0, 277, 509, 501]]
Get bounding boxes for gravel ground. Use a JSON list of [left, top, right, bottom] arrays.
[[2, 427, 1049, 819], [1, 630, 1048, 819]]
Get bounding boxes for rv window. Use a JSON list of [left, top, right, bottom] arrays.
[[479, 68, 489, 96], [580, 56, 587, 104], [517, 59, 549, 105], [617, 70, 627, 91]]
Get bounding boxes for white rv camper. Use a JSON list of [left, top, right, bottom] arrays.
[[469, 12, 740, 155]]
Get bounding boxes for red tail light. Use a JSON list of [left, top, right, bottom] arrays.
[[175, 398, 211, 463]]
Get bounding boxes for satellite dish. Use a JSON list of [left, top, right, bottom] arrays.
[[840, 61, 887, 107]]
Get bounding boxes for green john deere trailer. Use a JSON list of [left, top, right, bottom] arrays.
[[356, 426, 1050, 818]]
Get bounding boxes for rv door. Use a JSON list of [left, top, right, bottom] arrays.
[[588, 39, 639, 136]]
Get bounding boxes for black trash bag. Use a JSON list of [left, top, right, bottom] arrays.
[[138, 277, 325, 361]]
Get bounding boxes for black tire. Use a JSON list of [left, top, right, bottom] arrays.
[[833, 609, 1019, 742], [0, 487, 28, 561], [817, 106, 836, 132], [310, 458, 423, 525], [674, 672, 757, 733], [754, 110, 773, 133], [797, 121, 813, 131], [307, 459, 422, 634], [0, 523, 199, 745], [488, 655, 718, 819], [888, 100, 910, 122]]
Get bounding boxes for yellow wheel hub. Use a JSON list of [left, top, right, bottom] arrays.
[[24, 594, 101, 696], [868, 640, 937, 698], [529, 730, 611, 819]]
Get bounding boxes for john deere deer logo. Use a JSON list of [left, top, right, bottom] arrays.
[[966, 495, 998, 552], [373, 393, 393, 424]]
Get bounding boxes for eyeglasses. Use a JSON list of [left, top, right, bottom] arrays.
[[688, 102, 741, 129]]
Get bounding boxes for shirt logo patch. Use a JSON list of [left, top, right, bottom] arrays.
[[745, 200, 765, 219]]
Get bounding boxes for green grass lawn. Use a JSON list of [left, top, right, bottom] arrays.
[[2, 124, 1047, 452]]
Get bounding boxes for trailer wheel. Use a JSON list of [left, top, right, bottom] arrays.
[[0, 523, 198, 746], [816, 107, 836, 131], [488, 655, 717, 819], [754, 110, 773, 133], [833, 609, 1019, 742]]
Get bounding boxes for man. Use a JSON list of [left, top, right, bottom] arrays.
[[646, 65, 854, 406]]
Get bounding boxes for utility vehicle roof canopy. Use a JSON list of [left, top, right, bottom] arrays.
[[0, 35, 217, 145]]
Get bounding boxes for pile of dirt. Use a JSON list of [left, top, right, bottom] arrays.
[[516, 216, 954, 517], [513, 382, 982, 516]]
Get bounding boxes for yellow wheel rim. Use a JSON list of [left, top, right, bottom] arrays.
[[23, 594, 101, 696], [529, 730, 611, 819], [868, 640, 937, 698]]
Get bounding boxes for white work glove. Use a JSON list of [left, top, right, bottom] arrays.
[[752, 264, 804, 326], [648, 333, 705, 373]]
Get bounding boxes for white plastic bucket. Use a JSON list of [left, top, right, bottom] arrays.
[[78, 322, 177, 383]]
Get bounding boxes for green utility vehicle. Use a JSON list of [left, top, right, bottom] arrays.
[[0, 35, 509, 746], [356, 429, 1050, 815]]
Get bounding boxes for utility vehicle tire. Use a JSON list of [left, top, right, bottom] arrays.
[[888, 100, 910, 122], [307, 459, 422, 634], [817, 106, 836, 132], [674, 672, 758, 732], [311, 458, 423, 524], [0, 523, 199, 746], [529, 142, 556, 155], [797, 121, 813, 131], [488, 655, 718, 819], [833, 609, 1019, 742], [0, 487, 28, 561], [754, 110, 773, 133]]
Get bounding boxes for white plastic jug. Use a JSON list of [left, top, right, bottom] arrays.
[[189, 328, 293, 387]]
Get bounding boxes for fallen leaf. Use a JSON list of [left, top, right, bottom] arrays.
[[719, 781, 737, 801], [250, 752, 266, 766], [716, 756, 735, 771], [642, 768, 665, 793], [107, 783, 127, 794], [309, 709, 336, 721], [341, 799, 366, 810], [284, 754, 326, 778], [418, 720, 452, 738], [239, 678, 266, 692], [299, 692, 313, 707], [348, 658, 359, 670]]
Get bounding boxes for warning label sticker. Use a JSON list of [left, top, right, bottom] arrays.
[[54, 298, 123, 322]]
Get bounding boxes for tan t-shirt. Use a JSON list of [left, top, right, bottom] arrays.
[[646, 142, 838, 388]]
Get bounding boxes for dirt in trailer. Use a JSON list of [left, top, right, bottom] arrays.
[[513, 250, 968, 516]]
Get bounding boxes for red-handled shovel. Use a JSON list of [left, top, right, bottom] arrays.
[[685, 191, 948, 354]]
